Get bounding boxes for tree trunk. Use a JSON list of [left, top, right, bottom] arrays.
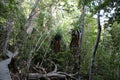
[[3, 19, 13, 56], [89, 4, 101, 80], [26, 0, 41, 34], [78, 4, 85, 80]]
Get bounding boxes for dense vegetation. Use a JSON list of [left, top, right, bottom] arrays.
[[0, 0, 120, 80]]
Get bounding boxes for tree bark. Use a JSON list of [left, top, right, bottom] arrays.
[[89, 5, 101, 80]]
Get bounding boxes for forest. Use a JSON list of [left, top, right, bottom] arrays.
[[0, 0, 120, 80]]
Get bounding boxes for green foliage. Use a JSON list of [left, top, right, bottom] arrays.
[[0, 0, 120, 80], [110, 22, 120, 52]]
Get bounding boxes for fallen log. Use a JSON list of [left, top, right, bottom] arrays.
[[28, 72, 66, 79]]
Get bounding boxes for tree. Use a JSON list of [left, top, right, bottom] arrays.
[[89, 6, 101, 80], [0, 0, 120, 80]]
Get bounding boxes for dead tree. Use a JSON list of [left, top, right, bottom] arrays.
[[89, 1, 102, 80], [28, 63, 77, 80]]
